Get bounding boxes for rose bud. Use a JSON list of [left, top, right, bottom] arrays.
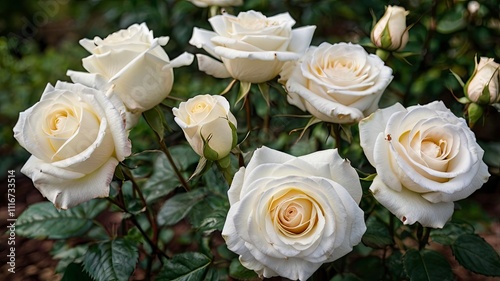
[[371, 5, 410, 52]]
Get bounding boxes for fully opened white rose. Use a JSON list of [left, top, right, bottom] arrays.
[[13, 81, 131, 209], [173, 94, 237, 161], [280, 42, 393, 124], [222, 146, 366, 281], [68, 23, 193, 113], [189, 10, 316, 83], [359, 101, 490, 228]]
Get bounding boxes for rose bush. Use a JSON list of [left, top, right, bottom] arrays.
[[68, 22, 193, 114], [279, 42, 393, 124], [222, 146, 366, 281], [189, 10, 315, 83], [13, 81, 131, 209], [359, 101, 490, 228], [371, 5, 410, 51], [173, 94, 237, 161]]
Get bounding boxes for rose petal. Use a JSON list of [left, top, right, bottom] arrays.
[[195, 54, 231, 79], [370, 176, 454, 228], [21, 156, 118, 209], [359, 102, 405, 166], [288, 26, 316, 54], [189, 28, 220, 59]]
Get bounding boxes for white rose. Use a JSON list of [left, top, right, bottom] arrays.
[[173, 94, 237, 160], [222, 146, 366, 281], [466, 56, 500, 105], [189, 10, 316, 83], [69, 23, 193, 113], [359, 101, 490, 228], [279, 42, 393, 124], [371, 5, 410, 51], [13, 81, 131, 209], [188, 0, 243, 8]]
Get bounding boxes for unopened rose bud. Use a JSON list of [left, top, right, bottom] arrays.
[[371, 5, 410, 52], [466, 56, 500, 105], [173, 95, 238, 161]]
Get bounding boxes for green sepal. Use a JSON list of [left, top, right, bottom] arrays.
[[477, 79, 492, 105], [360, 173, 377, 181], [229, 118, 238, 149], [217, 154, 231, 170], [457, 96, 471, 104], [220, 79, 238, 95], [189, 157, 212, 181], [450, 69, 465, 88], [380, 23, 393, 50], [467, 102, 484, 128], [201, 132, 219, 161], [376, 49, 390, 61], [235, 81, 252, 105], [258, 82, 271, 107]]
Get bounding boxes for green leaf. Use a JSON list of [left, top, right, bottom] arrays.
[[349, 255, 384, 281], [157, 188, 207, 226], [16, 199, 107, 239], [330, 273, 363, 281], [52, 243, 89, 273], [387, 250, 406, 281], [229, 258, 258, 280], [203, 267, 220, 281], [83, 238, 139, 281], [362, 215, 394, 248], [143, 146, 198, 203], [451, 234, 500, 276], [143, 106, 166, 141], [403, 249, 453, 281], [430, 220, 475, 245], [61, 263, 93, 281], [155, 252, 211, 281], [436, 7, 467, 34]]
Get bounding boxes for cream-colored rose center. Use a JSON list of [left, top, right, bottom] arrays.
[[47, 110, 79, 138], [421, 139, 447, 158], [191, 102, 210, 114], [269, 189, 319, 237], [41, 102, 101, 160]]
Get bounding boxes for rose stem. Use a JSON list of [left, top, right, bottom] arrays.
[[121, 166, 159, 247], [160, 140, 191, 192]]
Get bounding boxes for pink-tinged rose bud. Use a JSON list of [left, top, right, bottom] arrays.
[[466, 56, 500, 105], [371, 6, 410, 52]]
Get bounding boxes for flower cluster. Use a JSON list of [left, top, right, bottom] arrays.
[[14, 23, 193, 208], [13, 4, 494, 281]]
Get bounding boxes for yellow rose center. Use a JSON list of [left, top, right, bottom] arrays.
[[191, 102, 210, 113], [269, 189, 319, 237]]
